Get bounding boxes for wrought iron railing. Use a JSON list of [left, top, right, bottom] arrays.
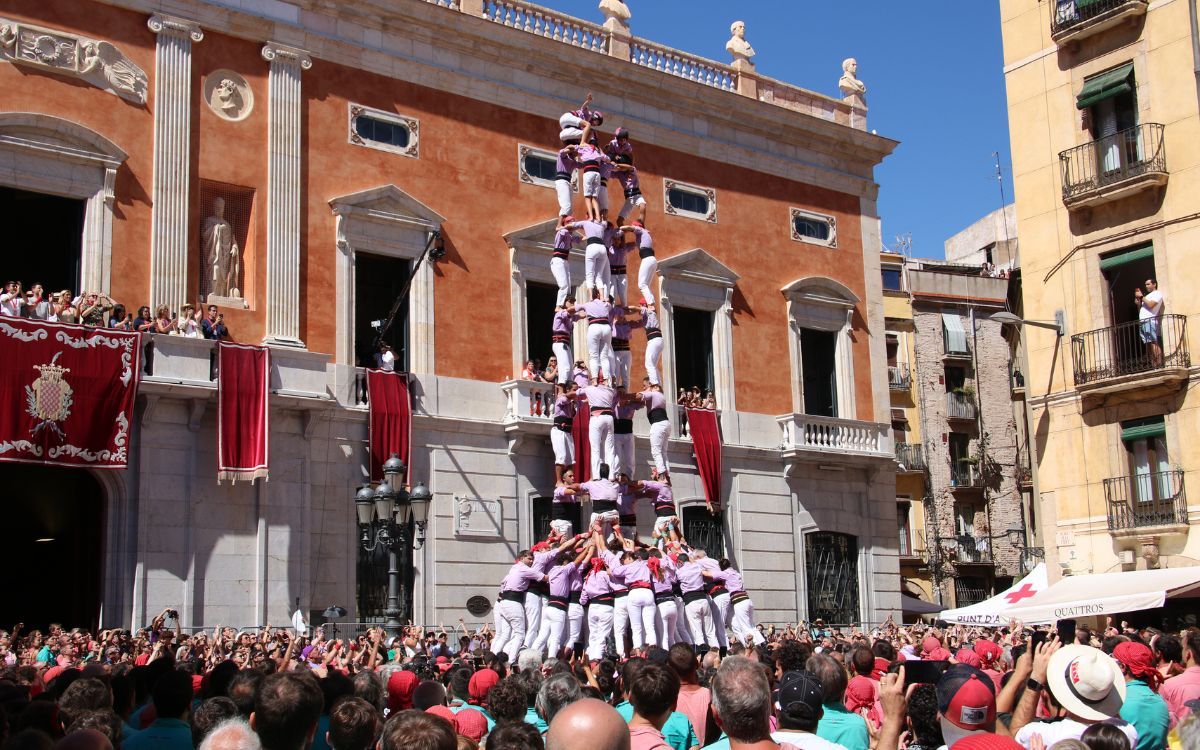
[[1070, 314, 1189, 385], [1016, 446, 1033, 487], [954, 580, 990, 606], [951, 462, 982, 489], [895, 443, 926, 472], [1060, 123, 1166, 203], [1051, 0, 1147, 37], [888, 364, 912, 390], [947, 392, 977, 421], [953, 534, 993, 564], [1103, 469, 1188, 531]]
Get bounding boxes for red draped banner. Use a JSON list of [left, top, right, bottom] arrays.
[[218, 342, 270, 483], [367, 370, 411, 483], [0, 318, 140, 469], [686, 408, 722, 511], [571, 395, 591, 483]]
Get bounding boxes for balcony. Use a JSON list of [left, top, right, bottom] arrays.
[[1060, 123, 1167, 209], [888, 364, 912, 391], [1104, 469, 1189, 536], [777, 413, 893, 463], [900, 529, 927, 563], [895, 443, 926, 473], [946, 392, 977, 422], [1016, 446, 1034, 490], [140, 334, 333, 402], [1051, 0, 1148, 46], [1070, 315, 1190, 394], [951, 534, 993, 565], [950, 462, 983, 490]]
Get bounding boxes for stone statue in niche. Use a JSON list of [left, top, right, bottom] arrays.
[[839, 57, 867, 107], [203, 197, 241, 301], [726, 21, 755, 62], [203, 70, 254, 122]]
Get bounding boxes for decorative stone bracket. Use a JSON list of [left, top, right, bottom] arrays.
[[0, 18, 148, 104]]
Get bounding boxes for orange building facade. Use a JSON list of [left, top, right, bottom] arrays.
[[0, 0, 902, 630]]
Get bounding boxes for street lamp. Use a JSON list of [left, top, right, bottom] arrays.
[[355, 454, 430, 637], [989, 310, 1065, 336]]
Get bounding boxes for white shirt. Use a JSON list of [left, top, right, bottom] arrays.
[[1014, 717, 1137, 749], [771, 731, 849, 750], [377, 349, 396, 372], [0, 293, 20, 316], [1139, 290, 1164, 321]]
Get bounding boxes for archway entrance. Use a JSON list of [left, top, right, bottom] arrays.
[[0, 187, 85, 295], [0, 464, 104, 630]]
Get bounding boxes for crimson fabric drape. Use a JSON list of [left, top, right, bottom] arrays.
[[572, 395, 591, 483], [686, 408, 722, 511], [218, 342, 270, 483], [367, 369, 412, 483], [0, 318, 140, 469]]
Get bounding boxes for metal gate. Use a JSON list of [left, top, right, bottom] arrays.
[[805, 531, 860, 624], [356, 543, 388, 620], [682, 507, 724, 557], [532, 497, 581, 540]]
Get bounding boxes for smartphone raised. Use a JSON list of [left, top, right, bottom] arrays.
[[1030, 629, 1048, 651], [1057, 619, 1077, 646], [904, 659, 949, 686]]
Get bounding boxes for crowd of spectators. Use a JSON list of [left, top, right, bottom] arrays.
[[0, 280, 230, 340], [1, 611, 1198, 750]]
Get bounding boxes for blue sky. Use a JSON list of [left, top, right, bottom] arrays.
[[533, 1, 1014, 259]]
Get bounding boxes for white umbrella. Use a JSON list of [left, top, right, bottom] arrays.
[[939, 563, 1048, 625], [1000, 566, 1200, 624]]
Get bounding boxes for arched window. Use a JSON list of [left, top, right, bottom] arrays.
[[804, 531, 860, 624]]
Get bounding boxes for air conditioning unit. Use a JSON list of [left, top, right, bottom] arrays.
[[1118, 549, 1135, 565]]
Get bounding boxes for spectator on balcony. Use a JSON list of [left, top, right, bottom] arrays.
[[79, 292, 114, 327], [522, 360, 538, 381], [133, 305, 152, 332], [542, 357, 560, 384], [174, 304, 203, 338], [202, 305, 229, 341], [0, 281, 21, 316], [376, 342, 397, 372], [108, 304, 130, 329], [1135, 279, 1165, 367], [56, 290, 79, 324], [150, 305, 177, 335], [23, 284, 51, 320]]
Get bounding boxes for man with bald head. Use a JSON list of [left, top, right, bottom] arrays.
[[547, 698, 631, 750], [55, 729, 114, 750]]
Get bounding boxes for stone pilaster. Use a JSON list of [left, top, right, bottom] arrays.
[[147, 14, 203, 316], [261, 42, 312, 347]]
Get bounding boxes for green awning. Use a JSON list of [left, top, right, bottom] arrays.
[[1099, 242, 1154, 271], [1076, 63, 1134, 110], [1121, 416, 1165, 442]]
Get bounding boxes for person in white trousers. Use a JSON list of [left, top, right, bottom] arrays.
[[612, 397, 640, 480], [704, 559, 765, 646], [674, 552, 720, 653], [550, 383, 578, 484], [695, 551, 730, 652], [524, 534, 586, 649], [578, 293, 616, 386], [551, 222, 581, 306], [579, 382, 617, 479], [637, 381, 671, 484], [647, 550, 679, 647], [531, 535, 590, 657], [622, 222, 657, 306], [551, 299, 580, 387], [581, 556, 615, 661], [602, 534, 656, 650], [493, 551, 548, 663]]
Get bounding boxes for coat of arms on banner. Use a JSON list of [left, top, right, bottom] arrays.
[[26, 352, 73, 440]]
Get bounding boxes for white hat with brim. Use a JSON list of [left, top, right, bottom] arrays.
[[1046, 644, 1126, 722]]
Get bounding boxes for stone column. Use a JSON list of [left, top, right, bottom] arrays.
[[147, 14, 203, 316], [261, 42, 312, 347]]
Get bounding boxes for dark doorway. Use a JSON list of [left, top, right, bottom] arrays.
[[525, 282, 559, 373], [533, 496, 580, 541], [801, 328, 838, 417], [354, 253, 411, 370], [1101, 252, 1156, 329], [0, 464, 103, 630], [0, 187, 85, 295], [673, 307, 714, 395], [682, 506, 724, 557], [805, 531, 860, 625]]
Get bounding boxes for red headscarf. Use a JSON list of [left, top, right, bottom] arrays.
[[647, 556, 663, 581], [1113, 641, 1162, 688], [531, 541, 551, 553], [386, 670, 419, 713], [587, 557, 606, 578], [974, 639, 1002, 667], [468, 668, 500, 706], [425, 705, 456, 725], [921, 635, 942, 657]]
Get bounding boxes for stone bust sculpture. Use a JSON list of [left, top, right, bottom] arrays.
[[203, 197, 241, 299], [215, 78, 241, 116], [839, 57, 867, 101], [726, 21, 756, 61]]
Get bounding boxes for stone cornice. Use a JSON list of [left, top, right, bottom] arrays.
[[261, 41, 312, 69], [94, 0, 895, 197], [146, 13, 203, 41]]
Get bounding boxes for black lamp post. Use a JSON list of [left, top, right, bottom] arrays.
[[354, 454, 432, 637]]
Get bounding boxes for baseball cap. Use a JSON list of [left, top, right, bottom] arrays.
[[937, 664, 997, 748], [1046, 645, 1125, 721], [776, 670, 823, 721], [952, 734, 1024, 750]]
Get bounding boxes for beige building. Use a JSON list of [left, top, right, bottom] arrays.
[[1000, 0, 1200, 587]]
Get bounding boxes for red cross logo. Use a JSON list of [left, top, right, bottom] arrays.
[[1004, 583, 1037, 603]]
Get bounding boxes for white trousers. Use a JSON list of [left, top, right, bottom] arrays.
[[637, 255, 657, 306], [645, 337, 664, 385], [493, 599, 526, 662], [549, 518, 573, 538], [586, 604, 613, 661], [555, 179, 573, 217], [710, 594, 730, 649], [551, 427, 574, 466], [523, 593, 544, 648], [552, 341, 572, 384], [614, 433, 634, 478], [560, 113, 586, 130], [609, 274, 627, 307], [627, 588, 657, 648], [589, 414, 616, 477], [620, 193, 647, 223], [551, 257, 571, 306], [535, 604, 568, 657], [590, 510, 620, 539], [648, 420, 670, 474], [585, 324, 615, 383], [597, 179, 610, 212], [613, 595, 629, 657], [655, 598, 679, 647], [685, 597, 719, 648], [732, 598, 765, 646], [584, 246, 611, 295], [674, 596, 693, 645], [614, 349, 632, 388], [582, 171, 601, 198], [568, 602, 585, 648]]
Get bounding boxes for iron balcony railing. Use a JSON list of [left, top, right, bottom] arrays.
[[953, 534, 993, 564], [1070, 314, 1190, 385], [1060, 123, 1166, 203], [954, 581, 990, 606], [1016, 446, 1033, 488], [888, 364, 912, 390], [895, 443, 926, 472], [1103, 469, 1188, 531], [947, 392, 977, 421], [951, 462, 982, 489], [1051, 0, 1147, 37]]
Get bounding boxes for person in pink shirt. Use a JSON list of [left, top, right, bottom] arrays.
[[628, 662, 680, 750], [492, 551, 549, 662], [1160, 630, 1200, 727], [668, 642, 714, 745]]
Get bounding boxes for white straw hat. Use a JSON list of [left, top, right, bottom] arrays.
[[1046, 644, 1125, 721]]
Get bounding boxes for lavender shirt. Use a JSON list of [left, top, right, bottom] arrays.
[[630, 226, 654, 250], [610, 554, 651, 586], [568, 220, 608, 243], [552, 310, 574, 337], [553, 485, 577, 505], [615, 401, 641, 421], [501, 563, 544, 594], [548, 563, 575, 598], [605, 137, 633, 159], [582, 479, 619, 504], [613, 319, 633, 341], [651, 564, 676, 595], [580, 298, 613, 324], [709, 566, 745, 594], [617, 486, 637, 516], [615, 166, 639, 192], [608, 242, 632, 269], [553, 395, 575, 420], [640, 389, 667, 413], [532, 549, 558, 575], [640, 480, 674, 509], [572, 367, 590, 388], [675, 561, 707, 594], [554, 228, 580, 252], [642, 308, 659, 330], [581, 570, 614, 604], [568, 562, 584, 593], [580, 384, 616, 409], [555, 148, 580, 175]]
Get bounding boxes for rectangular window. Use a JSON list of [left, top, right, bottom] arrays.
[[886, 334, 900, 366], [1121, 416, 1170, 503], [518, 144, 576, 191], [348, 103, 420, 158], [354, 253, 411, 370], [682, 507, 724, 557], [673, 307, 715, 396], [942, 312, 969, 355], [954, 576, 990, 607], [790, 208, 837, 247], [1081, 64, 1138, 173], [664, 179, 717, 223], [532, 497, 579, 542], [954, 502, 976, 536], [897, 501, 912, 556], [524, 282, 559, 375], [1100, 243, 1156, 328], [881, 266, 903, 291], [801, 328, 838, 417]]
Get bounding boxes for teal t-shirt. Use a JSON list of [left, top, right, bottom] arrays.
[[615, 701, 700, 750], [1119, 679, 1170, 750], [815, 702, 869, 750], [525, 705, 549, 733], [123, 718, 193, 750]]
